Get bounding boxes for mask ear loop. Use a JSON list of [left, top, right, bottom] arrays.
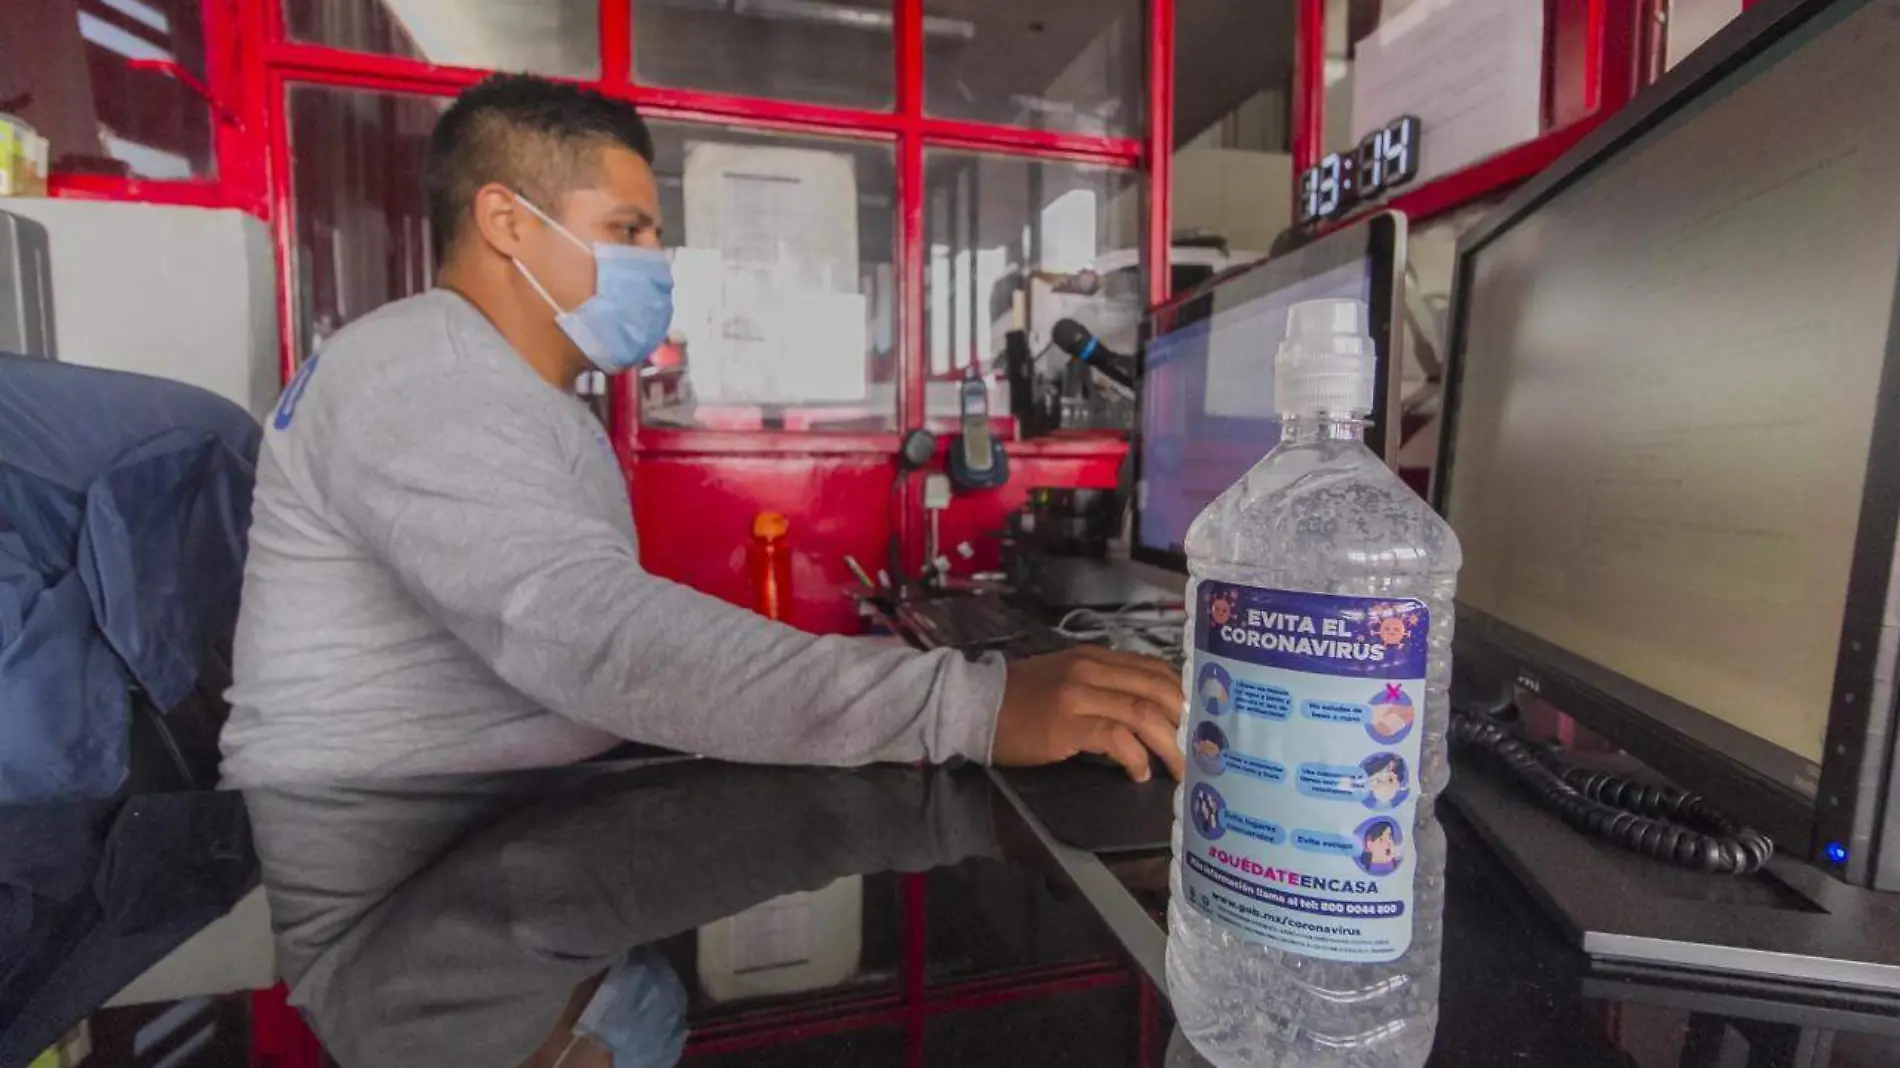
[[510, 190, 596, 316], [514, 191, 594, 254], [513, 257, 567, 315], [551, 1031, 600, 1068]]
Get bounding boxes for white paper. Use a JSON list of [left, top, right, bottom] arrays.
[[667, 246, 722, 350], [1349, 0, 1545, 187], [679, 142, 865, 406], [771, 291, 869, 403]]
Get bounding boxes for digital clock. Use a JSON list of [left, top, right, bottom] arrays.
[[1297, 115, 1422, 226]]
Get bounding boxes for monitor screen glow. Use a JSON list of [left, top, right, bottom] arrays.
[[1137, 261, 1372, 558]]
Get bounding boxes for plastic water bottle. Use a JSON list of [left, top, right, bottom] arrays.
[[1167, 299, 1461, 1068]]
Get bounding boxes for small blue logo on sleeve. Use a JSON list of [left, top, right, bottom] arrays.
[[273, 353, 322, 430]]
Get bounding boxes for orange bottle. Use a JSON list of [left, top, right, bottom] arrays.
[[750, 512, 792, 622]]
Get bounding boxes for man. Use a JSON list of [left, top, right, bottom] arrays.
[[219, 75, 1183, 787]]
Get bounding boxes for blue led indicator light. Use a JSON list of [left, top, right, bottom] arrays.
[[1824, 841, 1849, 865]]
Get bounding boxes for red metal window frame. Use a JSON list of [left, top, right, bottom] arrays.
[[44, 0, 1168, 400], [218, 0, 1167, 585], [41, 1, 1168, 623], [71, 0, 1161, 406]]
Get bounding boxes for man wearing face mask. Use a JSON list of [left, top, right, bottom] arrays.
[[220, 75, 1184, 789]]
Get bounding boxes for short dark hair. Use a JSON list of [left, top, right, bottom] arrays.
[[425, 74, 655, 258]]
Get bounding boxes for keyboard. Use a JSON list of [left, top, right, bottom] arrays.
[[896, 596, 1077, 659]]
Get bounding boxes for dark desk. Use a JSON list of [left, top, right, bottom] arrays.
[[4, 758, 1897, 1068]]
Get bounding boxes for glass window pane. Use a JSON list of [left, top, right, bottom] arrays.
[[641, 122, 897, 433], [284, 0, 602, 78], [1170, 0, 1293, 269], [1, 0, 215, 179], [287, 85, 443, 358], [923, 150, 1139, 430], [632, 0, 894, 111], [923, 0, 1142, 139]]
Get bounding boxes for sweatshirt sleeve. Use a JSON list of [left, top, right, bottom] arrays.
[[308, 369, 1004, 768]]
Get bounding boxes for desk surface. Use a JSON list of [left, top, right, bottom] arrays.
[[4, 757, 1897, 1068]]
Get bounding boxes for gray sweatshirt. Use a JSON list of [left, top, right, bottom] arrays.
[[219, 289, 1003, 786]]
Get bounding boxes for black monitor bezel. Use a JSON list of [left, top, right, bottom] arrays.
[[1432, 0, 1900, 884], [1130, 211, 1405, 576]]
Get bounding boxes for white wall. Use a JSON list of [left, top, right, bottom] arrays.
[[1108, 148, 1294, 256], [1171, 148, 1293, 253], [0, 198, 280, 419]]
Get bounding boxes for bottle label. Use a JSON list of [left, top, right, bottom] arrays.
[[1180, 581, 1429, 963]]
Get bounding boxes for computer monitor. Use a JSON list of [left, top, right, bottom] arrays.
[[1437, 0, 1900, 893], [1132, 212, 1406, 574]]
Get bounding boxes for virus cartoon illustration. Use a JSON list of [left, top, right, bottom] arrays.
[[1209, 595, 1235, 626], [1367, 604, 1422, 647]]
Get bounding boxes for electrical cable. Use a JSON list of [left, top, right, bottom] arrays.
[[1057, 604, 1188, 665], [1449, 709, 1775, 876]]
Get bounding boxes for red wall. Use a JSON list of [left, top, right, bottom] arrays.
[[627, 437, 1124, 634]]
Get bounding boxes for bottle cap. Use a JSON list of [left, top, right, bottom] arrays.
[[1274, 298, 1377, 418]]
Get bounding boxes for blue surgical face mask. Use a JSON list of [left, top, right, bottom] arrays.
[[556, 948, 688, 1068], [512, 193, 674, 375]]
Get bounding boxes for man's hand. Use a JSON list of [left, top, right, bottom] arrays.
[[992, 647, 1185, 782]]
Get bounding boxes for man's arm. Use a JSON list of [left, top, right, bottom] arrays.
[[313, 379, 1000, 767]]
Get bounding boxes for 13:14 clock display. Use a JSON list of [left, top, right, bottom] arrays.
[[1297, 115, 1422, 225]]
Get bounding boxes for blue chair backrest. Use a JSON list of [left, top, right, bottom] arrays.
[[0, 354, 261, 801]]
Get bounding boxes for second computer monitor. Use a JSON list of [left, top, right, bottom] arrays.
[[1132, 212, 1406, 573], [1437, 0, 1900, 887]]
